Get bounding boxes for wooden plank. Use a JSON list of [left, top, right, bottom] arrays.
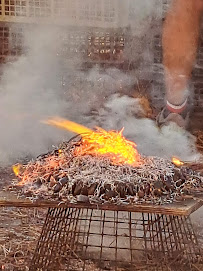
[[0, 191, 202, 216]]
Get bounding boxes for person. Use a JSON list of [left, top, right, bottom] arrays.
[[157, 0, 203, 128]]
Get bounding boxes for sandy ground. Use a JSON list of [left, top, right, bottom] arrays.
[[0, 207, 45, 271]]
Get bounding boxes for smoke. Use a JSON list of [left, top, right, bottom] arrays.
[[0, 25, 138, 165], [0, 1, 200, 166], [84, 93, 201, 162], [0, 26, 69, 165]]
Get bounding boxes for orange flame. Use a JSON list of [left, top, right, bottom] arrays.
[[13, 118, 140, 187], [172, 157, 184, 167], [44, 117, 140, 166], [16, 156, 61, 186], [42, 117, 92, 134], [12, 164, 22, 176], [75, 127, 140, 166]]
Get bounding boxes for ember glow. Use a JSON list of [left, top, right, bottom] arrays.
[[172, 157, 184, 167], [13, 155, 62, 186], [44, 117, 140, 167]]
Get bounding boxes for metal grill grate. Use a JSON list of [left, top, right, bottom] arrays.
[[4, 0, 26, 17], [0, 24, 127, 66], [0, 25, 9, 62], [87, 30, 125, 63], [0, 0, 123, 27], [0, 23, 24, 62], [29, 0, 51, 17], [53, 0, 73, 18], [30, 207, 202, 271]]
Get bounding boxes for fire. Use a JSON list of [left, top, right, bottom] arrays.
[[42, 117, 92, 135], [172, 157, 184, 167], [13, 118, 140, 187], [12, 164, 22, 176], [44, 117, 140, 167], [75, 127, 140, 166], [14, 155, 61, 186]]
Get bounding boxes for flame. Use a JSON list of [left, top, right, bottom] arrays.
[[16, 156, 61, 186], [42, 117, 92, 134], [172, 157, 184, 167], [44, 117, 140, 166], [12, 164, 22, 176], [58, 149, 63, 156], [75, 127, 140, 166], [13, 118, 140, 187]]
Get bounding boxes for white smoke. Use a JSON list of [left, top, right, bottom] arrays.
[[84, 93, 201, 162], [0, 1, 200, 165], [0, 26, 69, 165]]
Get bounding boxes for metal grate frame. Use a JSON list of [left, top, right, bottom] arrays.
[[30, 207, 202, 271]]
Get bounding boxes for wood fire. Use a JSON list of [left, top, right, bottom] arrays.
[[10, 118, 203, 206], [43, 117, 140, 166]]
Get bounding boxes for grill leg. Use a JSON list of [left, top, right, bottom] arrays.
[[29, 207, 81, 271], [142, 214, 202, 271]]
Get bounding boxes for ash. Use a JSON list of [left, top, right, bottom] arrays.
[[10, 138, 203, 205]]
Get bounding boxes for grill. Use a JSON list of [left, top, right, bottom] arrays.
[[10, 133, 203, 270], [29, 206, 202, 271]]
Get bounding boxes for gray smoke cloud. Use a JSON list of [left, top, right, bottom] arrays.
[[84, 93, 201, 162], [0, 0, 200, 166], [0, 26, 69, 165]]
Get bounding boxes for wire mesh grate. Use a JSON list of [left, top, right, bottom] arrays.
[[30, 207, 202, 271], [28, 0, 51, 18], [0, 0, 122, 25], [0, 25, 9, 62], [0, 23, 24, 62], [4, 0, 27, 17]]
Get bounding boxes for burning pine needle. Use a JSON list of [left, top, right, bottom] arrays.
[[43, 117, 140, 166], [9, 117, 203, 206], [10, 136, 203, 206], [74, 127, 140, 167]]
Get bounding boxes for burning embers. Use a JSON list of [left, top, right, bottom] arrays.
[[10, 120, 203, 205]]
